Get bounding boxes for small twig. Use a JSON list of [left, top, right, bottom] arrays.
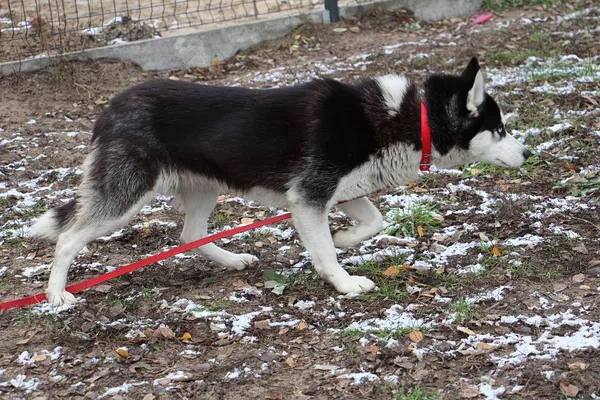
[[73, 82, 93, 100], [563, 215, 600, 232]]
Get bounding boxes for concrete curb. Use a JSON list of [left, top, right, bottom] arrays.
[[0, 0, 481, 76]]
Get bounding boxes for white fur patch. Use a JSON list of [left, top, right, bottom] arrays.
[[469, 131, 528, 168], [467, 70, 486, 114], [376, 75, 411, 116], [29, 209, 59, 240]]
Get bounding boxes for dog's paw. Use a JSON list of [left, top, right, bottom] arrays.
[[333, 227, 362, 248], [46, 288, 78, 308], [224, 253, 259, 271], [333, 275, 376, 294]]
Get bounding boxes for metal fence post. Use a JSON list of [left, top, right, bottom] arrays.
[[325, 0, 340, 22]]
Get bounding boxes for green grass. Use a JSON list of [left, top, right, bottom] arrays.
[[373, 327, 420, 340], [205, 298, 233, 311], [248, 229, 273, 242], [13, 309, 68, 334], [461, 153, 544, 180], [348, 257, 411, 302], [482, 0, 555, 11], [508, 261, 537, 277], [527, 59, 598, 84], [395, 385, 440, 400], [553, 171, 600, 199], [487, 49, 544, 66], [386, 203, 444, 238], [450, 299, 479, 324], [150, 342, 166, 352], [285, 269, 322, 292], [210, 210, 235, 229], [342, 328, 366, 337], [13, 202, 47, 219]]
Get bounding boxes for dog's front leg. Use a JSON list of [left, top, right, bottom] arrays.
[[288, 199, 375, 294]]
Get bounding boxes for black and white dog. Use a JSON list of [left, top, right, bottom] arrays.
[[31, 57, 531, 307]]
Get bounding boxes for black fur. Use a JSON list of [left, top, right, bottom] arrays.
[[53, 58, 504, 225], [425, 57, 504, 154]]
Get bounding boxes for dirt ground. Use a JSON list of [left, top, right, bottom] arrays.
[[1, 1, 600, 399]]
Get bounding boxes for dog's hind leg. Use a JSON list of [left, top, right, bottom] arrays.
[[45, 192, 155, 307], [333, 197, 383, 248], [35, 145, 160, 307], [287, 192, 375, 294], [178, 186, 259, 270]]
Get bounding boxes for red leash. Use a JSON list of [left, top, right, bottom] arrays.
[[0, 212, 292, 311]]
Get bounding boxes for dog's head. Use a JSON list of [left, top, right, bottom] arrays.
[[427, 57, 531, 169]]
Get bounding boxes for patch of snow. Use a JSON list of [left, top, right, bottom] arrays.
[[337, 372, 380, 385], [98, 381, 147, 398]]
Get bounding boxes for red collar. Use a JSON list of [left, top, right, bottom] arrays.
[[420, 102, 432, 172]]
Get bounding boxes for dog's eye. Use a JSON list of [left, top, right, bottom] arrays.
[[495, 125, 506, 138]]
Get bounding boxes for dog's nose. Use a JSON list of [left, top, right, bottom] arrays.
[[523, 149, 532, 160]]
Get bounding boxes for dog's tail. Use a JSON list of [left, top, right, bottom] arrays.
[[29, 199, 78, 242]]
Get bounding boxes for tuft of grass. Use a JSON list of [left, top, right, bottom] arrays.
[[386, 203, 443, 238], [150, 342, 166, 352], [508, 261, 536, 277], [395, 385, 441, 400], [205, 298, 232, 311], [13, 309, 69, 334], [248, 229, 273, 242], [372, 327, 419, 340], [342, 328, 366, 337], [286, 269, 322, 292], [210, 210, 235, 229], [450, 299, 479, 324], [348, 257, 411, 302]]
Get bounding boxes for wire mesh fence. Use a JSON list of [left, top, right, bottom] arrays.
[[1, 0, 369, 63]]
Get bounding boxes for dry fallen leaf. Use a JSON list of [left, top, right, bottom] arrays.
[[116, 347, 129, 359], [573, 244, 588, 254], [383, 266, 400, 278], [572, 274, 586, 283], [459, 381, 480, 398], [251, 319, 269, 330], [559, 380, 579, 397], [232, 279, 248, 288], [152, 326, 175, 339], [553, 283, 568, 292], [567, 362, 588, 371], [16, 330, 38, 345], [408, 330, 424, 342], [265, 393, 284, 400], [34, 353, 47, 362], [240, 217, 254, 225], [178, 332, 192, 341], [368, 344, 379, 356], [563, 164, 580, 172], [494, 326, 511, 335], [296, 321, 308, 330], [492, 245, 501, 257], [285, 357, 296, 368], [279, 327, 290, 335], [417, 225, 424, 237], [457, 326, 476, 336]]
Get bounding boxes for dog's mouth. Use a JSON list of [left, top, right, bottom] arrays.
[[494, 159, 514, 168]]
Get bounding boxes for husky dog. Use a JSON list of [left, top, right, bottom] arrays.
[[30, 57, 531, 307]]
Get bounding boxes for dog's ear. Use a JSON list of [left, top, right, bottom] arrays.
[[462, 57, 485, 115]]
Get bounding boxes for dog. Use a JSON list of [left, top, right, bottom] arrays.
[[30, 57, 531, 307]]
